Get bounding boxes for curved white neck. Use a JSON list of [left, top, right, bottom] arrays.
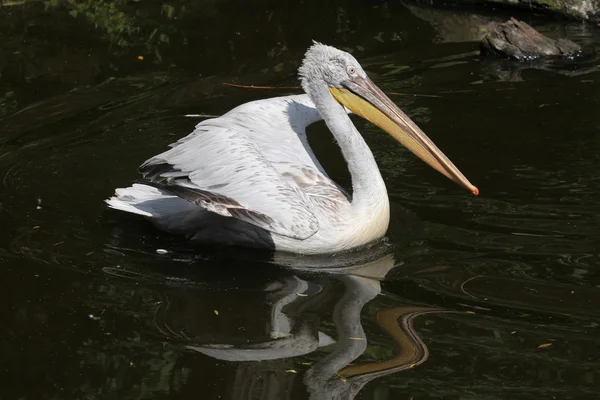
[[311, 86, 388, 209]]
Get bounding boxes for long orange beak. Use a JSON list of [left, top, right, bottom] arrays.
[[329, 77, 479, 196]]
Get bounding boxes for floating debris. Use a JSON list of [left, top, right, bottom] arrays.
[[296, 293, 308, 297], [156, 249, 168, 254], [348, 337, 365, 341], [285, 369, 297, 374], [538, 343, 553, 349], [410, 363, 417, 369], [137, 55, 144, 60], [184, 114, 220, 118], [223, 82, 301, 90], [213, 309, 219, 316], [465, 311, 476, 315], [457, 303, 491, 311]]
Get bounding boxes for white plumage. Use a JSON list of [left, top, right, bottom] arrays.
[[107, 43, 477, 254], [107, 93, 389, 254]]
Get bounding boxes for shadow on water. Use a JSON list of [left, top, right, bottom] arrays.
[[2, 0, 600, 399]]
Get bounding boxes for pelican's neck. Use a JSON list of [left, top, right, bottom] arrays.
[[311, 86, 388, 209]]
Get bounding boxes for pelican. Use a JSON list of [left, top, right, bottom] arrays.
[[106, 42, 478, 254]]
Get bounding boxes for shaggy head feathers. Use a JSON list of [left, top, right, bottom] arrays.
[[298, 41, 366, 95]]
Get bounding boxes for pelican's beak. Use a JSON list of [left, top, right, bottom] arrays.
[[329, 77, 479, 196]]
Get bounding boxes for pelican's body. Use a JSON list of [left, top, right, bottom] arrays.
[[107, 43, 478, 254]]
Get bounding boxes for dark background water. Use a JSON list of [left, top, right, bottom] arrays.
[[1, 0, 600, 399]]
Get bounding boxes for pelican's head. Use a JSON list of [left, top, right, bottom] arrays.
[[298, 42, 479, 196]]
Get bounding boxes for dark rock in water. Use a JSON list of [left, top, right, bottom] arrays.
[[404, 0, 600, 22], [480, 17, 582, 60], [404, 3, 506, 43]]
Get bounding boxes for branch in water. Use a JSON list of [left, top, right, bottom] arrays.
[[223, 82, 301, 90], [389, 92, 443, 98], [222, 82, 443, 98]]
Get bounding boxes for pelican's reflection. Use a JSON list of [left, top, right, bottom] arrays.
[[156, 244, 447, 399], [188, 274, 335, 362]]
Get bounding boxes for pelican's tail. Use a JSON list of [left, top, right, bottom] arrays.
[[106, 183, 182, 217], [105, 183, 207, 234], [105, 183, 272, 246]]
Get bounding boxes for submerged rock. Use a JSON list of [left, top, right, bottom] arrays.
[[480, 18, 582, 60]]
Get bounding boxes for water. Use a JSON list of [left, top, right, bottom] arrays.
[[1, 1, 600, 399]]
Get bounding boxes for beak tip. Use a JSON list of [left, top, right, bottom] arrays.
[[472, 186, 480, 196]]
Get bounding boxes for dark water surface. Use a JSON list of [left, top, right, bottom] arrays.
[[2, 1, 600, 399]]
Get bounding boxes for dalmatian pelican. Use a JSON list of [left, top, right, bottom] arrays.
[[106, 42, 478, 254]]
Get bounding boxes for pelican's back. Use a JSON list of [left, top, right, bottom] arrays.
[[106, 94, 347, 246]]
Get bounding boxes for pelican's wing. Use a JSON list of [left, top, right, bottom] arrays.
[[139, 95, 328, 240]]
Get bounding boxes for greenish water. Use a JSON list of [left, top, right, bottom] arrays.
[[1, 1, 600, 399]]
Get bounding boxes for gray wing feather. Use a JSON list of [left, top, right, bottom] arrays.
[[140, 95, 329, 240]]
